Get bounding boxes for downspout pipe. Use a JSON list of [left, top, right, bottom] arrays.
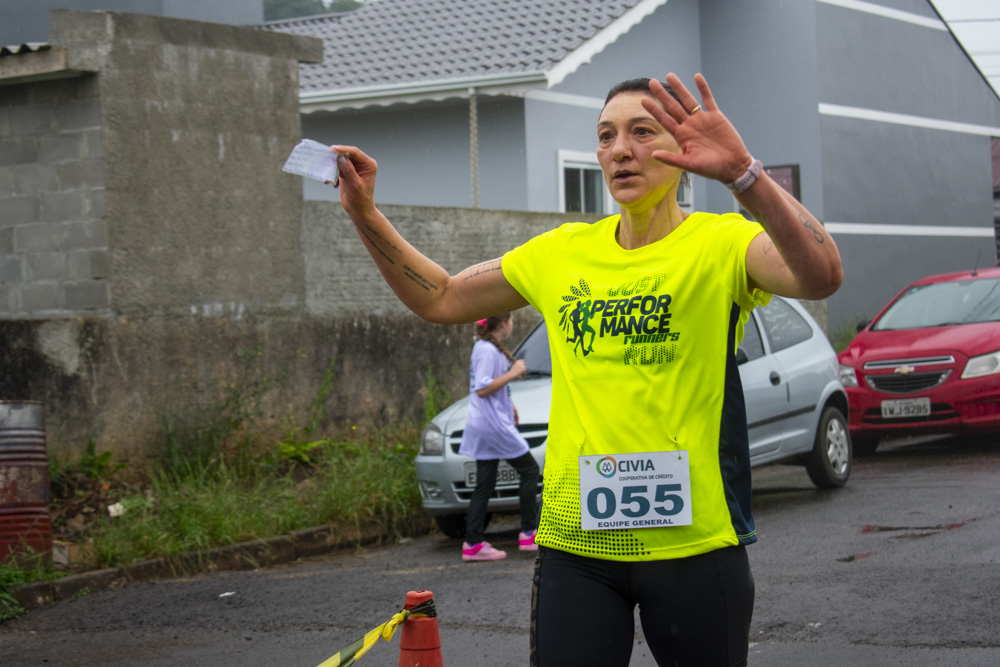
[[469, 88, 479, 209]]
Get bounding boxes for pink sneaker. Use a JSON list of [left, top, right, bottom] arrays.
[[518, 530, 538, 551], [462, 541, 507, 561]]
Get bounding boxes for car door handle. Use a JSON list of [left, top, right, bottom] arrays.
[[769, 371, 781, 386]]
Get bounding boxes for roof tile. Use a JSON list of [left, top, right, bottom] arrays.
[[261, 0, 645, 92]]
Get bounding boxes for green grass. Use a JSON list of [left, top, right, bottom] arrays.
[[88, 428, 423, 567], [1, 350, 447, 622], [0, 550, 67, 621], [1, 424, 425, 622]]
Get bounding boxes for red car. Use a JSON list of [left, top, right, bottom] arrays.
[[837, 267, 1000, 455]]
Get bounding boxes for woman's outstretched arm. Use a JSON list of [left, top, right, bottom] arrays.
[[332, 145, 528, 323]]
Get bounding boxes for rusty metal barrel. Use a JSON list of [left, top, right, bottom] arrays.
[[0, 401, 52, 562]]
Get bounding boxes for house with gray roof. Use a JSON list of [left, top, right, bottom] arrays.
[[267, 0, 1000, 333], [266, 0, 676, 214]]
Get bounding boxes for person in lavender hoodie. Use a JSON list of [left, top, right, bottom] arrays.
[[459, 312, 541, 561]]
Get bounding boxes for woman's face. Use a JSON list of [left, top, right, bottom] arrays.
[[495, 316, 514, 341], [597, 91, 683, 209]]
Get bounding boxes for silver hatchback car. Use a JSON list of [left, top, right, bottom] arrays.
[[416, 296, 851, 538]]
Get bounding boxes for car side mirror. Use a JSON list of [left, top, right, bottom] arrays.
[[856, 318, 871, 333], [735, 348, 748, 365]]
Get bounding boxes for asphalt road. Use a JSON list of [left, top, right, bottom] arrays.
[[1, 434, 998, 666]]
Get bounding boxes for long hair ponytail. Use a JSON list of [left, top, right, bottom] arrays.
[[474, 313, 516, 363]]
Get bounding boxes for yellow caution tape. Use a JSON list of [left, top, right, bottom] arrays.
[[316, 599, 435, 667]]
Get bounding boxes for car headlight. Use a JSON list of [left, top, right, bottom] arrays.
[[839, 364, 858, 387], [961, 350, 1000, 379], [419, 423, 445, 456]]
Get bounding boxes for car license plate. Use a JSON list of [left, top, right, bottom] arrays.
[[881, 397, 931, 418], [464, 461, 520, 487]]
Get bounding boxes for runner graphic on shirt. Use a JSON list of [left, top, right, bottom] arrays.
[[569, 300, 597, 356], [559, 279, 596, 356]]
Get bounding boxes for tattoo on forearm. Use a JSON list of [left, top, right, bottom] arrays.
[[356, 223, 439, 290], [749, 200, 824, 252], [800, 213, 825, 244], [403, 265, 439, 292], [354, 219, 404, 256], [356, 225, 396, 265], [462, 259, 503, 283]]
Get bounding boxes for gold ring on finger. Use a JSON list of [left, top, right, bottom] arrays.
[[689, 104, 702, 114]]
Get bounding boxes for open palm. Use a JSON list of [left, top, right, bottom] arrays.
[[640, 73, 753, 184]]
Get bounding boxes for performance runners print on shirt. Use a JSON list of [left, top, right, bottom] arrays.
[[557, 274, 680, 365]]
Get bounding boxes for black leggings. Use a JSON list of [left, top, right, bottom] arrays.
[[464, 452, 539, 545], [530, 545, 754, 667]]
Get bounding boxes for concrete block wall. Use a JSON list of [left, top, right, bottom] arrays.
[[0, 74, 108, 319], [43, 9, 323, 318], [0, 11, 333, 462], [302, 201, 602, 317]]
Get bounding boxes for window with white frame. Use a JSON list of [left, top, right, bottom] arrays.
[[558, 150, 693, 214], [558, 150, 612, 214]]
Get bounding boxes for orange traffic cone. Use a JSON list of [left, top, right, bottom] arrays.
[[398, 590, 444, 667]]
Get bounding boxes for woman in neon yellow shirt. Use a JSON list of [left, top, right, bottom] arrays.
[[329, 73, 843, 666]]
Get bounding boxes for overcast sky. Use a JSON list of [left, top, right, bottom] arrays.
[[930, 0, 1000, 99]]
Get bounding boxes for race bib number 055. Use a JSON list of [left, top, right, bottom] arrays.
[[578, 451, 692, 530]]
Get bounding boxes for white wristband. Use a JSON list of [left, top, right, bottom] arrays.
[[726, 157, 763, 194]]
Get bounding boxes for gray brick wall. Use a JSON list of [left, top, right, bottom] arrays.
[[0, 75, 108, 319], [0, 12, 330, 461], [303, 202, 603, 317]]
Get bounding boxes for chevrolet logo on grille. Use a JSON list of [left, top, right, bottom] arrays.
[[894, 365, 916, 374]]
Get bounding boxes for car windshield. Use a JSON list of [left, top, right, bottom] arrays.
[[513, 320, 552, 376], [873, 277, 1000, 330]]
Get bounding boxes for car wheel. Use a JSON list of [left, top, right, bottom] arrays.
[[433, 514, 467, 539], [805, 406, 851, 489], [852, 436, 880, 458]]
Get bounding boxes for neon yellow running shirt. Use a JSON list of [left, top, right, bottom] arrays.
[[503, 212, 769, 561]]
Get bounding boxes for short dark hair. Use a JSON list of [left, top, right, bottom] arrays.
[[604, 78, 682, 107]]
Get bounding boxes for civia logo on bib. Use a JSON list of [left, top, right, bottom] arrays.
[[595, 456, 658, 479], [596, 456, 617, 478]]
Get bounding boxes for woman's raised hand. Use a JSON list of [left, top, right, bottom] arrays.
[[329, 145, 378, 217], [640, 73, 754, 185]]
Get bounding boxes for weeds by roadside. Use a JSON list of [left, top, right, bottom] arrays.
[[0, 549, 64, 621], [1, 352, 450, 621], [86, 426, 421, 567], [420, 366, 452, 425]]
